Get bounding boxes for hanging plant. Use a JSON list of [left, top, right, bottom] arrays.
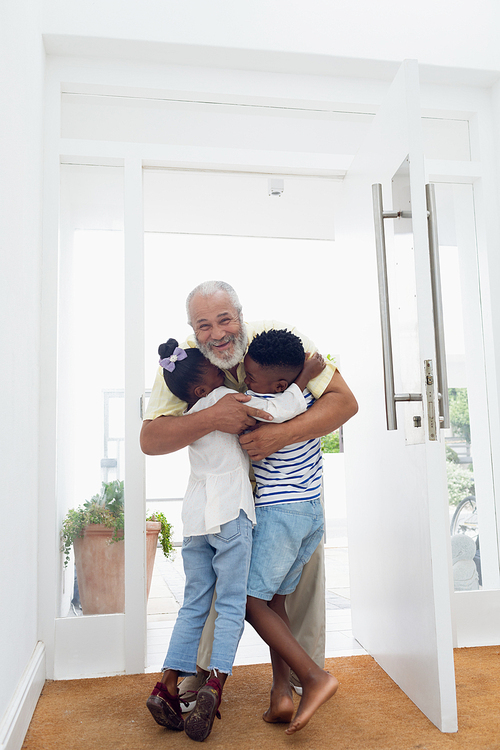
[[146, 510, 174, 560]]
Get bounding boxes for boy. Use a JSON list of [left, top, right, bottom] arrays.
[[244, 329, 339, 735]]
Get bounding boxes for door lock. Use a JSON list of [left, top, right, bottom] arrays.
[[425, 360, 437, 441]]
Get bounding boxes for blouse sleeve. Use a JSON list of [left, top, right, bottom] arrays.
[[246, 384, 308, 423]]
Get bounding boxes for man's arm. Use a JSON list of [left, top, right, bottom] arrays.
[[238, 369, 358, 461], [140, 392, 273, 456]]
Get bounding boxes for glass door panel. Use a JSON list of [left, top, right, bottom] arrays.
[[58, 165, 125, 617], [433, 182, 499, 590], [143, 174, 340, 672]]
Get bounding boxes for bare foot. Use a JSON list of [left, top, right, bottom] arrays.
[[263, 687, 295, 724], [285, 671, 338, 734]]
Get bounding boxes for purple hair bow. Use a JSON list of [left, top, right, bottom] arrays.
[[159, 347, 188, 372]]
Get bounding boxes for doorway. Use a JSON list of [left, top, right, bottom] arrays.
[[55, 164, 357, 675], [140, 167, 353, 668], [56, 158, 495, 636], [50, 65, 499, 732]]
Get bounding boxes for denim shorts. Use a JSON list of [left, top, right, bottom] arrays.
[[246, 497, 324, 600]]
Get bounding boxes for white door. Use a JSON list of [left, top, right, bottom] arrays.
[[336, 60, 457, 732]]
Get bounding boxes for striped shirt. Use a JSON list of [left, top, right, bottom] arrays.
[[249, 389, 323, 507]]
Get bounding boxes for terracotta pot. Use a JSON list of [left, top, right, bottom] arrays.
[[74, 521, 161, 615], [146, 521, 161, 597]]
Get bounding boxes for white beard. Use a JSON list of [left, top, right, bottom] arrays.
[[196, 324, 248, 370]]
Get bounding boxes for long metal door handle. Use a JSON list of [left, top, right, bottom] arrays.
[[373, 184, 398, 430], [372, 184, 423, 431], [425, 183, 450, 429]]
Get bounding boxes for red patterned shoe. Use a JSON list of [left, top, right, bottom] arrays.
[[184, 676, 222, 742], [146, 682, 184, 731]]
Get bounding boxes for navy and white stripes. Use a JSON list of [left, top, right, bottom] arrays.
[[251, 390, 323, 506]]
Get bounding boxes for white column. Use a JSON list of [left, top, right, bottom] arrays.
[[123, 156, 147, 673], [38, 68, 62, 679]]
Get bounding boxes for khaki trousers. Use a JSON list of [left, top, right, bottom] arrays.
[[195, 536, 326, 672]]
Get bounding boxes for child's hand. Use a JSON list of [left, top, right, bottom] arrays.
[[302, 351, 326, 380], [294, 352, 326, 391]]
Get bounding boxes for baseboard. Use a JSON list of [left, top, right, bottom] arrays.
[[0, 642, 46, 750], [453, 590, 500, 647]]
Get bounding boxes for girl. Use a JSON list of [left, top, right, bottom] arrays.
[[146, 338, 308, 742]]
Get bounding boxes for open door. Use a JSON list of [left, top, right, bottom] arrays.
[[337, 60, 457, 732]]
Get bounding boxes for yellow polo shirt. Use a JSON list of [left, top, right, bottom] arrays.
[[144, 320, 336, 421]]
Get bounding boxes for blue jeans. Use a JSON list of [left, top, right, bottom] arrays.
[[163, 510, 253, 676]]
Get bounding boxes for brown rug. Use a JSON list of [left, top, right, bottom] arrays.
[[23, 648, 500, 750]]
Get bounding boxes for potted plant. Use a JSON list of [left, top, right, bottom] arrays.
[[61, 480, 174, 615]]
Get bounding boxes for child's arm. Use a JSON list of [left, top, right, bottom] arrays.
[[245, 353, 327, 425], [294, 352, 326, 392], [246, 386, 307, 423]]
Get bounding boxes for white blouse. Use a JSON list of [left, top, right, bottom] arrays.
[[181, 384, 306, 536]]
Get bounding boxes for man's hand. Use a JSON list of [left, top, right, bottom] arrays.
[[239, 422, 289, 461], [239, 368, 358, 461], [211, 392, 273, 434], [140, 392, 273, 456]]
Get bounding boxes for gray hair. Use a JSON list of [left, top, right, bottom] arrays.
[[186, 280, 243, 326]]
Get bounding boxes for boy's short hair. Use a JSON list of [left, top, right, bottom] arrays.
[[247, 329, 305, 369]]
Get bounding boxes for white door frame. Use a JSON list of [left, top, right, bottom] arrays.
[[39, 56, 500, 685]]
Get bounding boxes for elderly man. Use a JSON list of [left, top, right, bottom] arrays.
[[141, 279, 357, 708]]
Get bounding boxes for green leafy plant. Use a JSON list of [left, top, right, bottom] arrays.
[[147, 510, 174, 560], [61, 480, 174, 567], [320, 355, 341, 454], [321, 431, 340, 453], [446, 461, 475, 506], [446, 445, 460, 464], [449, 387, 471, 443]]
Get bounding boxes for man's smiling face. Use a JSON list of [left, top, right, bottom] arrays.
[[189, 290, 248, 370]]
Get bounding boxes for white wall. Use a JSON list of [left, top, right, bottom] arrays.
[[0, 0, 45, 733], [42, 0, 500, 78], [490, 79, 500, 383]]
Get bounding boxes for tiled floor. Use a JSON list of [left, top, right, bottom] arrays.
[[146, 545, 366, 673]]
